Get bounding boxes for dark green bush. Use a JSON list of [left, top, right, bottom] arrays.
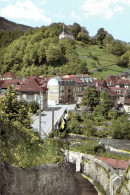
[[28, 101, 39, 114]]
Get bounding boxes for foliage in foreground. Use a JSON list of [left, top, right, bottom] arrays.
[[0, 87, 63, 167], [0, 118, 63, 167]]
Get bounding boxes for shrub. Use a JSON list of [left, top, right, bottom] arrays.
[[28, 101, 39, 114]]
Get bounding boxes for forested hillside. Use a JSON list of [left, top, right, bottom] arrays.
[[0, 17, 33, 32], [0, 20, 129, 78]]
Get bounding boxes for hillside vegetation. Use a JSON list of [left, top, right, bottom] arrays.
[[0, 17, 33, 32], [0, 21, 129, 78], [76, 44, 125, 79]]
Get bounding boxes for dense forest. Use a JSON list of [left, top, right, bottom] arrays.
[[0, 20, 129, 77], [0, 17, 33, 32]]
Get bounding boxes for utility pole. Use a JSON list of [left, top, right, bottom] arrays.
[[52, 108, 54, 132], [39, 90, 42, 136]]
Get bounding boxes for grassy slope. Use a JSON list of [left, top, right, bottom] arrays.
[[76, 44, 125, 79]]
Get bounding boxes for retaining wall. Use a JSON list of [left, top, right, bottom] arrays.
[[64, 150, 129, 195], [0, 161, 78, 195]]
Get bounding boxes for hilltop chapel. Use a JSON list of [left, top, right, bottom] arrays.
[[59, 24, 74, 40]]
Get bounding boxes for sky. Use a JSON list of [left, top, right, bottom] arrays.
[[0, 0, 130, 42]]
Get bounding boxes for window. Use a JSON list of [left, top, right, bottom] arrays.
[[26, 95, 34, 101], [36, 94, 40, 101]]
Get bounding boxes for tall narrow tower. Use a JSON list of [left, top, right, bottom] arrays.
[[63, 23, 65, 32]]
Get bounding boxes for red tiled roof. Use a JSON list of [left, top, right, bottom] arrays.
[[62, 75, 83, 84], [123, 80, 130, 85], [93, 80, 108, 92], [106, 75, 120, 81], [124, 98, 130, 104], [93, 79, 106, 86], [108, 87, 127, 96], [1, 72, 16, 78], [121, 74, 130, 79], [15, 77, 48, 92], [116, 79, 130, 85], [106, 88, 117, 96], [105, 75, 120, 86], [0, 79, 24, 88], [97, 157, 129, 169], [105, 75, 130, 86]]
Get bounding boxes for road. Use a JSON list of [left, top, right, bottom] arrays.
[[32, 104, 76, 138]]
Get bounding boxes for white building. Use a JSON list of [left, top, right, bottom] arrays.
[[47, 77, 76, 106], [59, 24, 74, 40], [47, 77, 62, 106]]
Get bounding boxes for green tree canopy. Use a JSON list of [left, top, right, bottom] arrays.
[[96, 28, 108, 45], [100, 91, 113, 111], [69, 23, 81, 38], [0, 86, 30, 127], [117, 50, 130, 67], [82, 86, 100, 110], [109, 115, 130, 139], [77, 31, 90, 43], [92, 91, 113, 119], [110, 41, 127, 56]]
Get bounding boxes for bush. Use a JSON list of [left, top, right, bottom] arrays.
[[28, 101, 39, 114]]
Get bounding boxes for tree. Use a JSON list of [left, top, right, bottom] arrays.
[[117, 50, 130, 67], [65, 112, 82, 134], [92, 91, 113, 119], [110, 41, 127, 56], [92, 105, 106, 122], [103, 35, 113, 51], [0, 86, 30, 127], [100, 91, 113, 112], [96, 28, 108, 45], [77, 31, 90, 44], [46, 43, 64, 66], [43, 23, 62, 38], [108, 109, 119, 120], [82, 86, 100, 110], [70, 23, 81, 38], [82, 119, 96, 136], [77, 61, 88, 74], [109, 115, 130, 139]]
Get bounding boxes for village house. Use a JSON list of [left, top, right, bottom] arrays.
[[94, 74, 130, 108], [0, 77, 25, 96], [0, 73, 48, 110], [47, 77, 75, 106], [0, 72, 16, 80], [47, 75, 93, 106], [0, 71, 130, 113], [15, 77, 48, 110], [105, 75, 120, 87]]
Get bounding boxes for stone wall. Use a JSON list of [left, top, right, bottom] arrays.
[[64, 151, 130, 195], [0, 161, 78, 195], [82, 154, 121, 195], [116, 164, 130, 195]]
